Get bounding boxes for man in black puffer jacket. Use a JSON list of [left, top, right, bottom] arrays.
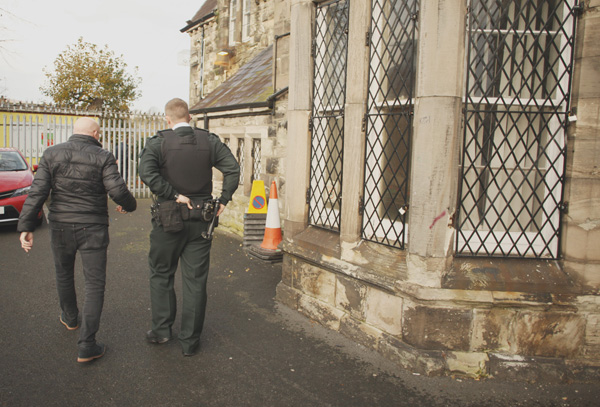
[[17, 117, 137, 363]]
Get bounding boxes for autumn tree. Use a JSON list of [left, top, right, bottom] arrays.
[[40, 37, 141, 111]]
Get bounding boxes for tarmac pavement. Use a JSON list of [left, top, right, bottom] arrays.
[[0, 199, 597, 407]]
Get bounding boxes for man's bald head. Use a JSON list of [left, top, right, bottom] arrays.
[[165, 98, 191, 128], [74, 117, 101, 140]]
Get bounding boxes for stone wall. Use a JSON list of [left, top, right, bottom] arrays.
[[187, 19, 218, 104], [207, 97, 288, 235], [184, 0, 290, 235], [562, 0, 600, 291], [278, 235, 598, 380], [278, 0, 600, 382], [186, 0, 276, 107]]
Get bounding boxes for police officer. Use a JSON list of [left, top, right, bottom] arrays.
[[139, 98, 240, 356]]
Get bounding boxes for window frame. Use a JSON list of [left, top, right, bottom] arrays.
[[308, 0, 350, 232], [242, 0, 252, 43], [229, 0, 239, 47], [456, 0, 577, 258], [361, 0, 418, 249]]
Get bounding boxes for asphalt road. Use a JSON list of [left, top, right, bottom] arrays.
[[0, 200, 596, 407]]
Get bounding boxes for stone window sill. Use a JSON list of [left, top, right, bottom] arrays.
[[282, 227, 590, 306]]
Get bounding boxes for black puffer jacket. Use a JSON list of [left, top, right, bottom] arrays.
[[17, 134, 137, 232]]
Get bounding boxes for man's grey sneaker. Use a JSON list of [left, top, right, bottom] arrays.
[[146, 330, 171, 344], [60, 313, 78, 331], [77, 343, 106, 363]]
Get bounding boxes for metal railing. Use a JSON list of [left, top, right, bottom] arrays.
[[100, 112, 165, 198], [1, 110, 165, 198]]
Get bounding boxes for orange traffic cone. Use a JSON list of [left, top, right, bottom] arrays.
[[260, 181, 282, 250]]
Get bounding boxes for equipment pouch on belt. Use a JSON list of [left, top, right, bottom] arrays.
[[157, 200, 184, 233], [188, 200, 205, 221]]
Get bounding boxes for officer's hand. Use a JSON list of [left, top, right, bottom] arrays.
[[176, 194, 193, 210], [217, 203, 225, 217]]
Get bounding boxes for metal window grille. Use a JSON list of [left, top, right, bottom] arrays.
[[457, 0, 578, 258], [308, 0, 349, 231], [237, 137, 245, 185], [251, 138, 261, 182], [361, 0, 418, 249]]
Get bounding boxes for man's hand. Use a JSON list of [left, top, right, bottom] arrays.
[[116, 205, 127, 214], [176, 194, 193, 210], [20, 232, 34, 253]]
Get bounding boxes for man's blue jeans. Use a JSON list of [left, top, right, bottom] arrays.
[[49, 222, 109, 350]]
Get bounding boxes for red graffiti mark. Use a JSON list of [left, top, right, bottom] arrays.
[[429, 210, 447, 229]]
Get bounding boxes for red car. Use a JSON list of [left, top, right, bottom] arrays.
[[0, 147, 44, 226]]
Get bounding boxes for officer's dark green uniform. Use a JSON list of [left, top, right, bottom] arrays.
[[139, 124, 239, 355]]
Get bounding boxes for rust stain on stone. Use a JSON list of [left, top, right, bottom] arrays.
[[338, 277, 363, 313], [513, 313, 585, 358], [444, 257, 580, 296]]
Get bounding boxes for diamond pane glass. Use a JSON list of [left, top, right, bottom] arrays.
[[237, 137, 245, 185], [361, 0, 418, 249], [252, 138, 261, 182], [457, 0, 577, 258], [308, 0, 350, 231]]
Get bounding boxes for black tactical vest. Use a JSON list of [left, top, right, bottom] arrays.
[[159, 128, 213, 196]]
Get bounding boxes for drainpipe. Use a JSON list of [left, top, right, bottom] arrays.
[[273, 32, 290, 98], [267, 87, 289, 114]]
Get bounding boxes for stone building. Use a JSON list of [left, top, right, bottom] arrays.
[[181, 0, 290, 233], [274, 0, 600, 381]]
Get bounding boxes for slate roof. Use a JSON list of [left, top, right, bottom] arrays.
[[181, 0, 217, 32], [190, 45, 274, 113]]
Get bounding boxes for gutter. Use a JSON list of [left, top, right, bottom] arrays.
[[195, 87, 289, 130], [191, 101, 269, 115], [180, 11, 216, 33], [191, 87, 288, 115], [266, 86, 289, 109]]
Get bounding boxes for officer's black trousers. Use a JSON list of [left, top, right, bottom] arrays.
[[148, 219, 211, 354]]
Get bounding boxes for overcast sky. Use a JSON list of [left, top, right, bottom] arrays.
[[0, 0, 200, 113]]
